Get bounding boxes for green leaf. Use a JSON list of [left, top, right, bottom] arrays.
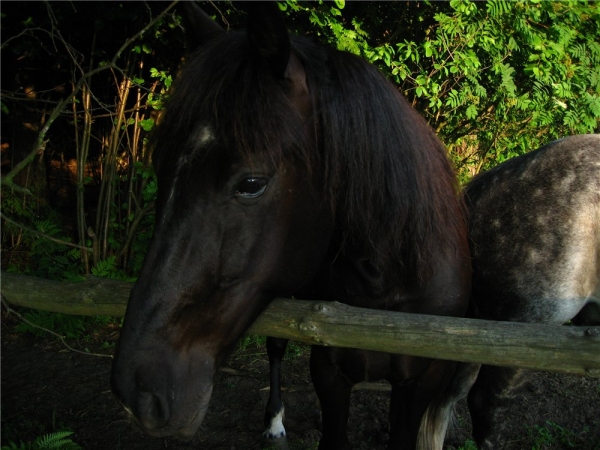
[[330, 7, 341, 17], [424, 41, 433, 58], [309, 11, 325, 27], [586, 94, 600, 117], [466, 104, 478, 120], [139, 118, 154, 132]]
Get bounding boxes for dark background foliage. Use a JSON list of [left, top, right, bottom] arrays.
[[1, 2, 599, 449], [1, 0, 599, 278]]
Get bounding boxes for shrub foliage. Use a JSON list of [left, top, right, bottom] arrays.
[[1, 0, 598, 278]]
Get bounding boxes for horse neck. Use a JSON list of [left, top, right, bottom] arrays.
[[308, 240, 403, 308]]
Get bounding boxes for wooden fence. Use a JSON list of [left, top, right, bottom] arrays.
[[2, 272, 599, 378]]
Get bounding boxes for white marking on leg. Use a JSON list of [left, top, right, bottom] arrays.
[[263, 408, 286, 439]]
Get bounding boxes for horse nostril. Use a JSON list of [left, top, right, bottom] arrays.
[[137, 390, 170, 431]]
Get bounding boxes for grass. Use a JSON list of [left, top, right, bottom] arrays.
[[526, 421, 589, 449], [236, 335, 311, 360], [451, 422, 597, 450], [457, 439, 477, 450], [238, 334, 267, 351], [11, 309, 119, 342]]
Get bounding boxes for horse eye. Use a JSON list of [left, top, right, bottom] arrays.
[[235, 177, 267, 198]]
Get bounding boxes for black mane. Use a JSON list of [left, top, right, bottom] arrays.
[[152, 30, 466, 282]]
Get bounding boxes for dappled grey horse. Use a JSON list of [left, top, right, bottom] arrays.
[[418, 134, 600, 449]]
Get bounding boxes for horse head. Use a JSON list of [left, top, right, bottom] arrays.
[[111, 4, 333, 437]]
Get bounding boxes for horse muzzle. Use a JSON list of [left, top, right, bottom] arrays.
[[111, 346, 216, 438], [119, 385, 213, 439]]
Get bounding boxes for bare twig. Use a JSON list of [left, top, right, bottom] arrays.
[[110, 1, 179, 67], [115, 201, 155, 261], [208, 1, 231, 30], [1, 212, 93, 252], [0, 1, 178, 190], [219, 367, 265, 380], [1, 296, 113, 359], [1, 27, 47, 51]]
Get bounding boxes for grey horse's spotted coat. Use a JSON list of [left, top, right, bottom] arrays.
[[467, 134, 600, 324], [418, 134, 600, 449]]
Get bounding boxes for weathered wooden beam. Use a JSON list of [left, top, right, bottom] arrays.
[[251, 299, 600, 378], [2, 272, 599, 377], [1, 272, 132, 317]]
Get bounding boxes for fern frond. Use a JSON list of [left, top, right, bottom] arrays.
[[33, 431, 81, 450]]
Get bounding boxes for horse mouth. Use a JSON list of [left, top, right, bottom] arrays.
[[120, 384, 214, 439], [173, 390, 213, 439]]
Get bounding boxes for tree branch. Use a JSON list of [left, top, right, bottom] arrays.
[[110, 1, 179, 67], [0, 1, 179, 190], [1, 212, 93, 252]]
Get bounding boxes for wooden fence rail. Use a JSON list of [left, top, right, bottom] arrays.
[[2, 272, 599, 378]]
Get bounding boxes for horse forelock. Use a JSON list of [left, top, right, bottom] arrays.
[[152, 31, 466, 282], [152, 32, 312, 178]]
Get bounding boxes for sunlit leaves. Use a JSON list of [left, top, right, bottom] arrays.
[[131, 43, 152, 54], [449, 0, 477, 16], [372, 0, 598, 176], [586, 93, 600, 115], [149, 67, 172, 88], [280, 0, 598, 178], [139, 118, 154, 132], [465, 104, 478, 120], [487, 0, 512, 17]]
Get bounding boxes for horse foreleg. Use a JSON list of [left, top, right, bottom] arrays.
[[310, 346, 353, 450], [263, 337, 289, 440], [468, 365, 530, 450], [416, 362, 481, 450]]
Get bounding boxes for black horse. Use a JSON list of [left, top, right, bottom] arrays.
[[418, 134, 600, 449], [111, 4, 471, 449]]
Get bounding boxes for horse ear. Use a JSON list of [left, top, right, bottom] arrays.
[[180, 2, 224, 52], [246, 2, 291, 79], [246, 2, 310, 116]]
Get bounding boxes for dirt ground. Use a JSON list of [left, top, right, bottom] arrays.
[[2, 311, 599, 450]]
